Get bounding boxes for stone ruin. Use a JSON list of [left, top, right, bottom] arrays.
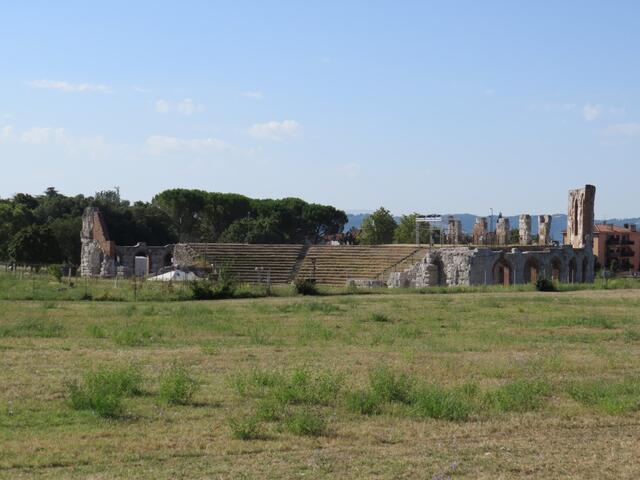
[[446, 215, 462, 244], [519, 214, 532, 245], [388, 185, 596, 287], [496, 215, 510, 245], [538, 215, 552, 246], [566, 185, 596, 249], [81, 207, 174, 278], [472, 217, 488, 245], [81, 185, 597, 288]]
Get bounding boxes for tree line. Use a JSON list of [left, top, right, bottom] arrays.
[[0, 187, 348, 265]]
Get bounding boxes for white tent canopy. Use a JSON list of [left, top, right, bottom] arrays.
[[147, 270, 199, 282]]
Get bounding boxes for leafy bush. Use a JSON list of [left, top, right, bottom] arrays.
[[369, 366, 415, 404], [255, 397, 285, 421], [294, 278, 319, 296], [484, 379, 550, 413], [158, 363, 200, 405], [228, 415, 263, 440], [273, 369, 343, 406], [535, 277, 556, 292], [567, 377, 640, 414], [284, 408, 327, 436], [87, 325, 107, 339], [189, 280, 216, 300], [369, 312, 391, 323], [411, 384, 476, 421], [190, 267, 237, 300], [66, 364, 144, 418], [0, 318, 64, 338], [113, 324, 162, 346], [48, 264, 63, 282], [345, 390, 382, 415]]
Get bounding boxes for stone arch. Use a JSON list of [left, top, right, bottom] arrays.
[[433, 258, 447, 286], [492, 258, 513, 286], [568, 257, 577, 283], [550, 257, 562, 282], [523, 257, 540, 284]]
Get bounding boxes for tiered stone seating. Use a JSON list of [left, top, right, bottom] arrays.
[[295, 245, 428, 286], [186, 244, 305, 284]]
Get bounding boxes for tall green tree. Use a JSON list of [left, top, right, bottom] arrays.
[[360, 207, 397, 245], [394, 213, 432, 244], [8, 225, 62, 264]]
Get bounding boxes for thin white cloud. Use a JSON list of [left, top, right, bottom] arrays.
[[531, 102, 576, 112], [582, 103, 602, 121], [155, 99, 170, 114], [604, 123, 640, 137], [0, 125, 108, 158], [249, 120, 299, 141], [242, 91, 263, 100], [154, 98, 204, 115], [132, 85, 151, 93], [176, 98, 204, 115], [28, 79, 113, 94], [145, 135, 229, 155]]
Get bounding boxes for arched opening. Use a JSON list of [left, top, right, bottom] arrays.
[[551, 257, 562, 282], [433, 258, 446, 286], [581, 257, 588, 283], [134, 251, 149, 277], [568, 258, 577, 283], [163, 252, 173, 267], [492, 258, 512, 286], [523, 257, 540, 283]]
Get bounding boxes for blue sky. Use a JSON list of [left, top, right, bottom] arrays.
[[0, 1, 639, 217]]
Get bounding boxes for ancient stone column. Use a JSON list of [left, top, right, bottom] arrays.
[[80, 207, 116, 277], [472, 217, 488, 245], [447, 216, 462, 244], [519, 214, 532, 245], [496, 216, 510, 245], [566, 185, 596, 248], [538, 215, 552, 246]]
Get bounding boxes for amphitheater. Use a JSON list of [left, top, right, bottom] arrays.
[[80, 185, 597, 287]]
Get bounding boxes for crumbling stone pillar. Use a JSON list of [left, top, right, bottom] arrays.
[[496, 216, 510, 245], [538, 215, 552, 245], [566, 185, 596, 249], [472, 217, 488, 245], [447, 216, 462, 244], [519, 214, 532, 245], [80, 207, 116, 277]]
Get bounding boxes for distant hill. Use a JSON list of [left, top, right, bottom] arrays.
[[346, 213, 640, 242]]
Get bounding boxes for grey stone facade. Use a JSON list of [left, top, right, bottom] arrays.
[[388, 244, 594, 287]]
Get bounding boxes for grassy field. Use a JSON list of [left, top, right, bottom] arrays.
[[2, 280, 640, 478]]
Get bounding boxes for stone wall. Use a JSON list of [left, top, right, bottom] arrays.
[[388, 244, 595, 287]]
